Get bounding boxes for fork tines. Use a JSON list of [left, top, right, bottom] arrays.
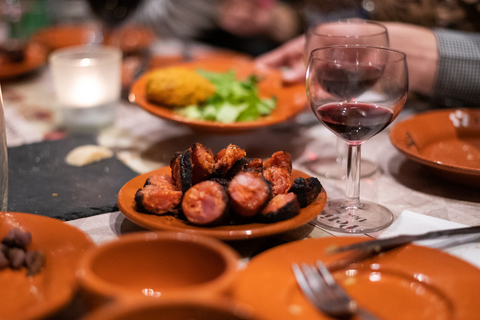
[[292, 260, 381, 320]]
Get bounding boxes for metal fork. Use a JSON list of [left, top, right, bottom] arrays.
[[292, 261, 381, 320]]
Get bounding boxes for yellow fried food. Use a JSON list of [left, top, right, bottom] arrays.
[[145, 67, 216, 107]]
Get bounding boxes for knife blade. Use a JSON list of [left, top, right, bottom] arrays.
[[327, 225, 480, 254]]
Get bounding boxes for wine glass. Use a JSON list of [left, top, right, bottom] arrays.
[[304, 19, 389, 179], [86, 0, 143, 45], [306, 45, 407, 233]]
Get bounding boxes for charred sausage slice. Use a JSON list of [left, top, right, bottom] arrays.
[[228, 171, 272, 217], [145, 174, 176, 187], [181, 180, 229, 226], [135, 185, 182, 215], [263, 151, 294, 195], [263, 166, 293, 195], [214, 144, 246, 177], [170, 149, 193, 193], [264, 151, 292, 173], [191, 142, 215, 184], [288, 177, 323, 208], [225, 157, 263, 179], [259, 192, 300, 223]]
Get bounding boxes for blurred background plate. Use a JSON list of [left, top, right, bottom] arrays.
[[128, 56, 307, 133], [31, 23, 155, 53], [0, 42, 47, 79]]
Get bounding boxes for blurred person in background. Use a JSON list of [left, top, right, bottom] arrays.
[[256, 0, 480, 108], [131, 0, 303, 56]]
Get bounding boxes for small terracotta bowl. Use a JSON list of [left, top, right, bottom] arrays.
[[77, 231, 240, 307], [82, 298, 259, 320]]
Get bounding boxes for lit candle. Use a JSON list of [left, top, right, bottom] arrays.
[[49, 45, 122, 130]]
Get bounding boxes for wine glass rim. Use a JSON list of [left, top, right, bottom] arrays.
[[309, 45, 406, 61], [307, 19, 388, 38]]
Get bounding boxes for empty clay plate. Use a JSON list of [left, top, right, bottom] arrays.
[[389, 108, 480, 186]]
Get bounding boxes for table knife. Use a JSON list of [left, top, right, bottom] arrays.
[[328, 225, 480, 254]]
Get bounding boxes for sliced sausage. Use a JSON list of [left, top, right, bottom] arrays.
[[228, 171, 272, 217], [181, 180, 229, 226], [288, 177, 323, 208], [258, 192, 301, 223], [263, 166, 293, 195], [145, 174, 176, 187], [225, 157, 263, 179], [170, 149, 193, 193], [190, 142, 215, 184], [264, 151, 292, 174], [214, 144, 246, 177], [135, 175, 183, 215]]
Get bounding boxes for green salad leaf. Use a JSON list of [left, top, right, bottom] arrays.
[[176, 69, 277, 123]]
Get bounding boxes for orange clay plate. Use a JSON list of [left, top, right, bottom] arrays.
[[31, 24, 155, 53], [0, 212, 95, 320], [0, 42, 47, 79], [233, 236, 480, 320], [389, 108, 480, 187], [128, 57, 308, 132], [117, 167, 326, 240]]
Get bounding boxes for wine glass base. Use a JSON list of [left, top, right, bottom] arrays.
[[305, 157, 378, 180], [314, 199, 394, 234]]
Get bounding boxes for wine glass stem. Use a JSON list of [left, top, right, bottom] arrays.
[[345, 144, 361, 207]]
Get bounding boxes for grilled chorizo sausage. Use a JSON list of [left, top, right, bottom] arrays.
[[263, 151, 293, 195], [181, 180, 229, 226], [263, 166, 293, 195], [191, 142, 215, 184], [135, 184, 182, 215], [288, 177, 323, 208], [264, 151, 292, 173], [214, 144, 246, 177], [258, 192, 300, 223], [228, 171, 272, 217], [170, 149, 193, 193], [225, 157, 263, 179]]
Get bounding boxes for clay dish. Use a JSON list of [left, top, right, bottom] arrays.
[[77, 231, 240, 307]]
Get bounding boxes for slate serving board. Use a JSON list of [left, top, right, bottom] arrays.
[[7, 134, 138, 221]]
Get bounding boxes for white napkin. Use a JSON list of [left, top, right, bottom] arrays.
[[377, 210, 480, 269]]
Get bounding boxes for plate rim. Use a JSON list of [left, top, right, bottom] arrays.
[[117, 167, 327, 240]]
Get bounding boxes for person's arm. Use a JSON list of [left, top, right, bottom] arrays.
[[255, 34, 307, 84], [381, 22, 438, 97], [431, 28, 480, 107]]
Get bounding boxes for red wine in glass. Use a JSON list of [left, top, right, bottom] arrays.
[[306, 45, 408, 234], [317, 64, 384, 99], [314, 102, 393, 144]]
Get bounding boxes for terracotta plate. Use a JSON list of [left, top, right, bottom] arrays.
[[0, 42, 47, 79], [32, 24, 155, 53], [128, 57, 307, 132], [233, 236, 480, 320], [0, 212, 95, 320], [389, 108, 480, 186], [117, 167, 326, 240]]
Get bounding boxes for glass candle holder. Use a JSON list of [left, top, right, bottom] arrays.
[[49, 45, 122, 131]]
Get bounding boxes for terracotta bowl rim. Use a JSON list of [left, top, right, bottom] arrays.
[[77, 231, 241, 302]]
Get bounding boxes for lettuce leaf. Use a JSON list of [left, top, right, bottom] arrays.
[[176, 69, 277, 123]]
